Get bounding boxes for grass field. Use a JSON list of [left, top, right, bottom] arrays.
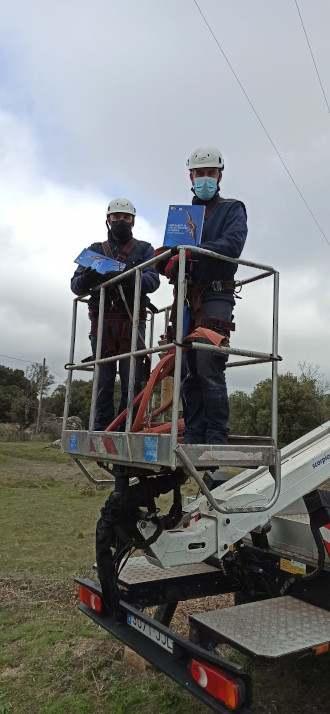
[[1, 442, 330, 714]]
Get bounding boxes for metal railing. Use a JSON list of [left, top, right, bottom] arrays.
[[63, 246, 280, 494]]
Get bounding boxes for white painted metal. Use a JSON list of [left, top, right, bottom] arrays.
[[140, 421, 330, 568]]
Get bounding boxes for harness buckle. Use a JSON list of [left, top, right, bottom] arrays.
[[211, 280, 223, 292]]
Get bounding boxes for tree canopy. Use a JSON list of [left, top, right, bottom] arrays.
[[43, 380, 93, 428], [0, 363, 54, 427], [229, 364, 330, 448], [1, 361, 329, 443]]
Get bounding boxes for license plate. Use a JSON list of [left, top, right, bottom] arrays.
[[127, 614, 174, 653]]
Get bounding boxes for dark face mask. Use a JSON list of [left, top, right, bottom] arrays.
[[111, 220, 132, 242]]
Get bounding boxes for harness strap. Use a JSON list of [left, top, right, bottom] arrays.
[[102, 237, 138, 263], [197, 316, 235, 332], [187, 281, 236, 299]]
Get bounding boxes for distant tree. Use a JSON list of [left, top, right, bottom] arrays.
[[44, 379, 122, 428], [228, 390, 255, 436], [24, 362, 54, 426], [0, 363, 56, 427], [0, 366, 31, 425], [25, 362, 54, 399], [43, 384, 66, 417], [44, 380, 92, 428], [229, 364, 330, 448]]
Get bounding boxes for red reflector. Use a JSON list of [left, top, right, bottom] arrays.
[[184, 515, 200, 529], [190, 659, 243, 710], [78, 585, 102, 613]]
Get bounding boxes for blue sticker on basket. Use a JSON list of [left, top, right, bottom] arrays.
[[144, 436, 158, 462], [69, 434, 78, 451]]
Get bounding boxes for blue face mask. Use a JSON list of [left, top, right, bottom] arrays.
[[193, 177, 218, 201]]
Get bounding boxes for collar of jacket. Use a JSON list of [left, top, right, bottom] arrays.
[[191, 190, 222, 218], [107, 229, 132, 246]]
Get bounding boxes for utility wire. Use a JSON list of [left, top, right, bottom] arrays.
[[295, 0, 330, 115], [193, 0, 330, 249], [0, 353, 66, 384], [0, 353, 36, 365], [48, 365, 67, 383]]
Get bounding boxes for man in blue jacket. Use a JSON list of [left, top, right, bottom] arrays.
[[71, 198, 160, 431], [164, 146, 247, 445]]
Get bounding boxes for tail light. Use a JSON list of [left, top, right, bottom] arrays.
[[190, 659, 244, 710], [78, 585, 102, 613]]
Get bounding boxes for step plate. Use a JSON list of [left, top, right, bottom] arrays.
[[118, 556, 219, 586], [115, 556, 230, 606], [190, 596, 330, 658]]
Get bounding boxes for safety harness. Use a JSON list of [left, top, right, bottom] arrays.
[[185, 195, 242, 334], [102, 236, 138, 263], [89, 237, 147, 355]]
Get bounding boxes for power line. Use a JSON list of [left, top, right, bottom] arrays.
[[0, 353, 36, 365], [48, 365, 67, 383], [295, 0, 330, 115], [193, 0, 330, 249], [0, 353, 66, 384]]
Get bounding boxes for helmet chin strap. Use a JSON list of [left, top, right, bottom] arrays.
[[106, 219, 119, 238]]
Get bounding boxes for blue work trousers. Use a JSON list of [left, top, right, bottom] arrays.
[[182, 297, 233, 445], [90, 322, 146, 431]]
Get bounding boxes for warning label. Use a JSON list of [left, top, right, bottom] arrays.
[[280, 558, 306, 575]]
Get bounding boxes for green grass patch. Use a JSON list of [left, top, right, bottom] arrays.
[[0, 442, 72, 464], [2, 442, 330, 713], [0, 603, 211, 714]]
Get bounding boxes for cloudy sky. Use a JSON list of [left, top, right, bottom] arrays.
[[1, 0, 330, 397]]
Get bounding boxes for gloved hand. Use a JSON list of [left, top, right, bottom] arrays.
[[154, 246, 170, 275], [164, 254, 179, 281], [164, 251, 191, 282], [80, 267, 102, 291], [102, 270, 120, 283]]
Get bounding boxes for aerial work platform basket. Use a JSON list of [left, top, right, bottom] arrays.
[[62, 246, 281, 478]]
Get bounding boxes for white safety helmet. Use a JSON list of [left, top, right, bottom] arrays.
[[106, 197, 136, 216], [186, 146, 224, 171]]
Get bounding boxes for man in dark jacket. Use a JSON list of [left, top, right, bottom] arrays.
[[71, 198, 160, 431], [163, 146, 247, 445]]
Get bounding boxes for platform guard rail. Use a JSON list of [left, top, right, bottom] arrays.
[[62, 246, 281, 514]]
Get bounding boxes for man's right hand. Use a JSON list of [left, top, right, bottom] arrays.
[[102, 270, 120, 282], [164, 251, 191, 282]]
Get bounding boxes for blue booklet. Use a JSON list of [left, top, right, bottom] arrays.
[[74, 249, 126, 274], [163, 205, 205, 247]]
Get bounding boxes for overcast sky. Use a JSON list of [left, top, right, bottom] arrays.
[[1, 0, 330, 398]]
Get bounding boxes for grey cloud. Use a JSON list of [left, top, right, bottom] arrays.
[[0, 0, 330, 395]]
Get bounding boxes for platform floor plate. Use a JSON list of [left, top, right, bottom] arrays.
[[190, 596, 330, 658], [118, 556, 219, 585], [62, 430, 275, 469]]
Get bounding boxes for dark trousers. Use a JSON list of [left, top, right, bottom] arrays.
[[182, 297, 233, 445], [90, 322, 146, 431]]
